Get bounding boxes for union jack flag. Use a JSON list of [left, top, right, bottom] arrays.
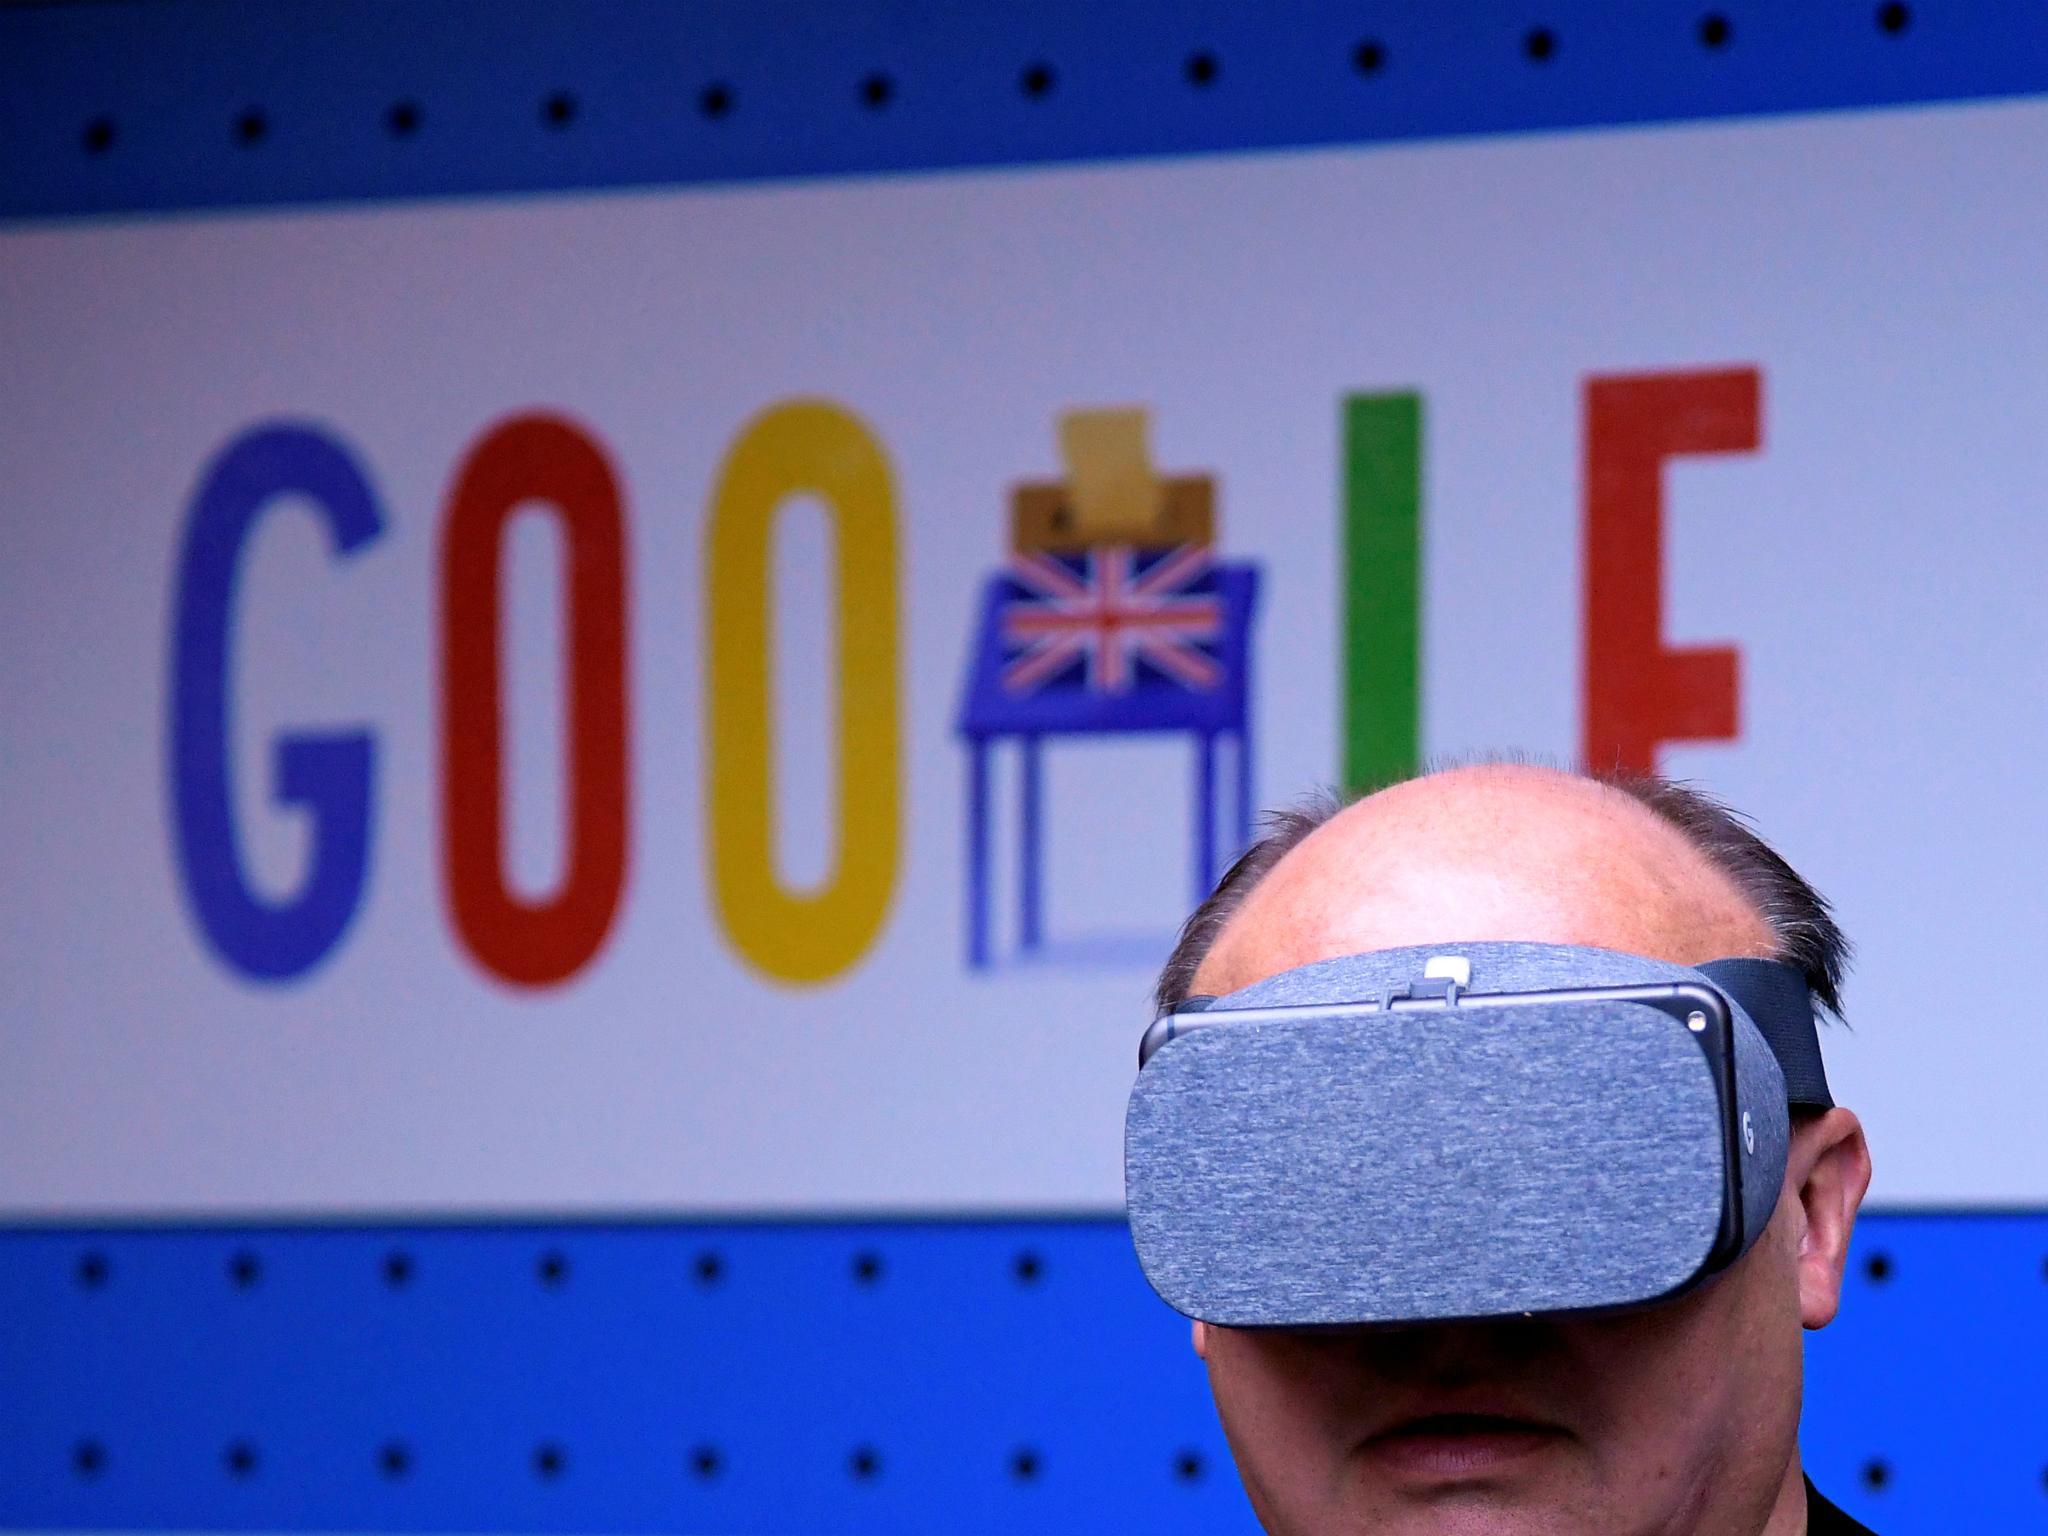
[[998, 544, 1222, 694]]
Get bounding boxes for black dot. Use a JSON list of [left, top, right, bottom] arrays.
[[1876, 1, 1910, 34], [859, 73, 894, 109], [1010, 1446, 1041, 1481], [1184, 50, 1220, 86], [223, 1440, 258, 1478], [848, 1444, 881, 1480], [234, 108, 268, 145], [81, 116, 116, 155], [76, 1250, 110, 1288], [378, 1440, 411, 1479], [852, 1250, 884, 1285], [1863, 1251, 1892, 1283], [693, 1250, 724, 1285], [699, 82, 733, 119], [689, 1443, 722, 1479], [1862, 1457, 1890, 1490], [533, 1441, 566, 1479], [1523, 26, 1558, 61], [1699, 12, 1732, 48], [1020, 61, 1055, 98], [537, 1249, 569, 1286], [382, 1250, 413, 1288], [1352, 39, 1387, 75], [1174, 1447, 1205, 1483], [73, 1439, 106, 1478], [228, 1250, 261, 1289], [386, 100, 421, 138], [1012, 1250, 1043, 1284], [542, 91, 576, 128]]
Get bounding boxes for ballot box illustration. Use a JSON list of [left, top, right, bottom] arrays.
[[956, 409, 1261, 969]]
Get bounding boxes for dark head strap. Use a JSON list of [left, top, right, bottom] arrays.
[[1696, 957, 1836, 1111]]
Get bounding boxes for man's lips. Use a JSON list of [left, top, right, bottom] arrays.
[[1361, 1412, 1570, 1480]]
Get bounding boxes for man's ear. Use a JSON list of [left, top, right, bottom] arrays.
[[1193, 1319, 1211, 1360], [1789, 1107, 1873, 1330]]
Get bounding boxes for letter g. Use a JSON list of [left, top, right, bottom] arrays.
[[169, 423, 382, 980]]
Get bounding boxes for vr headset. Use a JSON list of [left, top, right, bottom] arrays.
[[1124, 942, 1835, 1328]]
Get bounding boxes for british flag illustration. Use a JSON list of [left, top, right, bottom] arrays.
[[955, 409, 1261, 970], [997, 544, 1223, 696]]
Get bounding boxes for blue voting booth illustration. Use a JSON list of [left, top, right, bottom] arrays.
[[956, 409, 1261, 969]]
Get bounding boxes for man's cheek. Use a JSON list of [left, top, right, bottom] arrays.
[[1553, 1312, 1707, 1441], [1215, 1332, 1371, 1449]]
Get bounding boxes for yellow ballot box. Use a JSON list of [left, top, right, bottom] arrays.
[[1010, 406, 1215, 554]]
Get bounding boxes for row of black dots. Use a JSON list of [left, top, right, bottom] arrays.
[[70, 1245, 1054, 1289], [1851, 1248, 2048, 1283], [63, 1438, 1216, 1485], [72, 1242, 2048, 1290], [69, 1441, 2048, 1493], [1853, 1459, 2048, 1496], [69, 5, 1923, 159], [76, 1439, 2048, 1493]]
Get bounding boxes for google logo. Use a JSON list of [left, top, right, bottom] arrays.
[[167, 367, 1757, 988]]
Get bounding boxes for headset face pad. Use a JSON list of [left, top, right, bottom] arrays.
[[1124, 941, 1805, 1328]]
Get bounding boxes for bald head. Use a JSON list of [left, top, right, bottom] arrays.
[[1167, 766, 1872, 1536], [1191, 764, 1779, 1000]]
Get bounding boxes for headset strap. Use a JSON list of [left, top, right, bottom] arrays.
[[1697, 957, 1836, 1111]]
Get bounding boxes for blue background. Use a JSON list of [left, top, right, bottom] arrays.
[[4, 0, 2045, 1528], [1, 1215, 2042, 1529]]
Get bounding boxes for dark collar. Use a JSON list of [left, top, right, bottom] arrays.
[[1806, 1476, 1878, 1535]]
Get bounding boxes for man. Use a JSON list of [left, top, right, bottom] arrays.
[[1151, 764, 1874, 1535]]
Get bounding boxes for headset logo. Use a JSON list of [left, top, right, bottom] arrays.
[[1743, 1111, 1757, 1156]]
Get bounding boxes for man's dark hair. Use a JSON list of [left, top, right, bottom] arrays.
[[1152, 772, 1850, 1021]]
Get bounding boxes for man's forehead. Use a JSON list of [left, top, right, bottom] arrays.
[[1193, 766, 1777, 997]]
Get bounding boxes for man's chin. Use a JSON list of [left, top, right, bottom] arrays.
[[1320, 1429, 1592, 1536]]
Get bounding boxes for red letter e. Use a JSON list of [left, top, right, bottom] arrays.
[[1582, 366, 1759, 776]]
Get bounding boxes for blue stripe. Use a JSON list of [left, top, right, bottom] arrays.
[[0, 1211, 2038, 1530], [6, 0, 2048, 220]]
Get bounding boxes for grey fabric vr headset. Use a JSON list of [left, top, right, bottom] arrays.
[[1124, 942, 1835, 1328]]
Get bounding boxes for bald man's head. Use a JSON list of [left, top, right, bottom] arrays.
[[1157, 764, 1848, 1018], [1159, 765, 1872, 1536]]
